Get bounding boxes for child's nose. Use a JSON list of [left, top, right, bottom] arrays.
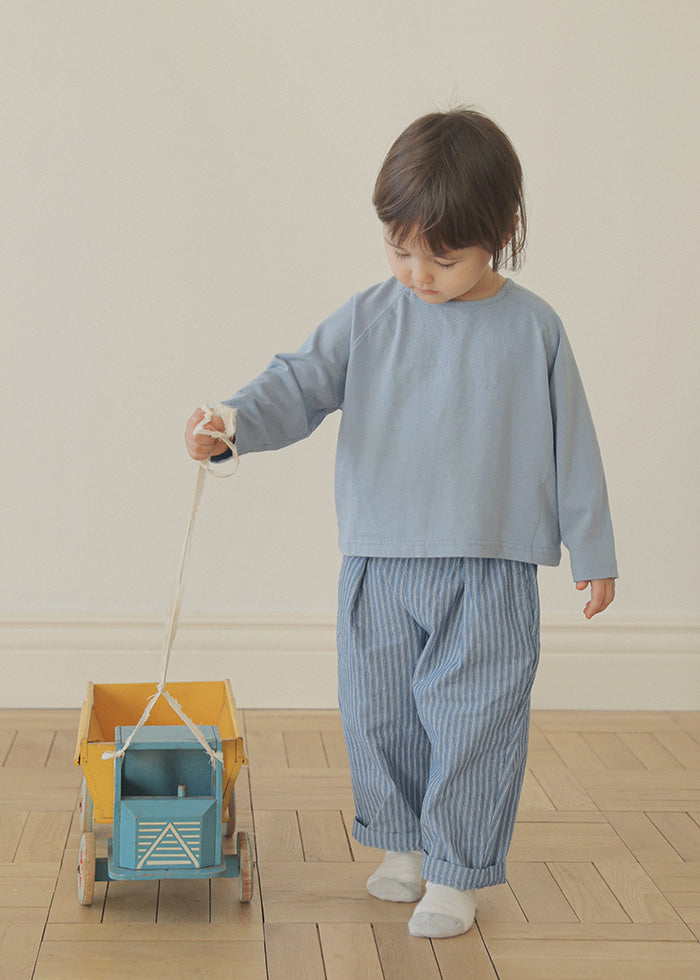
[[411, 259, 433, 285]]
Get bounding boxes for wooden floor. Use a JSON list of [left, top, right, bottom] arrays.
[[1, 709, 700, 979]]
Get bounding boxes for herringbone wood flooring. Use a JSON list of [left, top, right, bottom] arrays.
[[1, 708, 699, 978]]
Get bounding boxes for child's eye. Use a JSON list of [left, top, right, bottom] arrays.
[[436, 261, 456, 269], [393, 250, 409, 260]]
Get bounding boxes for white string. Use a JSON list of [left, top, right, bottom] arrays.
[[102, 404, 238, 766]]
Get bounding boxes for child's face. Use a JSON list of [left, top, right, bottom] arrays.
[[383, 226, 499, 303]]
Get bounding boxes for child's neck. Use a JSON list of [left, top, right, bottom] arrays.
[[457, 270, 507, 302]]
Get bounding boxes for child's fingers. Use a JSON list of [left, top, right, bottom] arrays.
[[577, 579, 615, 619], [185, 409, 226, 460]]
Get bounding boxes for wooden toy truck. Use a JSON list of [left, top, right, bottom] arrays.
[[74, 680, 253, 905]]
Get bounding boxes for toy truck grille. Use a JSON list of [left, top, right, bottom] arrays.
[[119, 797, 219, 869], [137, 820, 201, 868]]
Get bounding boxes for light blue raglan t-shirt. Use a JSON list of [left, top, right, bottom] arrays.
[[223, 277, 618, 582]]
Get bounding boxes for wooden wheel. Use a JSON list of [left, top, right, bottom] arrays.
[[237, 831, 253, 903], [77, 831, 96, 906], [224, 789, 236, 838], [79, 778, 93, 834]]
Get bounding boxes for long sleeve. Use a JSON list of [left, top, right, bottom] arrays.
[[549, 327, 618, 581], [223, 298, 353, 455]]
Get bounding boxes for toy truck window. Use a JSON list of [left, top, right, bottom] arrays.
[[121, 749, 214, 798]]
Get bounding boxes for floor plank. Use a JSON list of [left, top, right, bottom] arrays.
[[45, 729, 81, 770], [33, 939, 267, 979], [489, 939, 700, 980], [508, 821, 635, 863], [3, 729, 56, 768], [0, 907, 45, 980], [14, 810, 72, 864], [643, 862, 700, 893], [594, 859, 683, 923], [210, 873, 264, 930], [647, 811, 700, 861], [244, 730, 288, 769], [603, 810, 685, 863], [476, 882, 527, 923], [265, 922, 325, 980], [0, 810, 27, 862], [619, 732, 684, 770], [480, 921, 695, 941], [156, 877, 210, 924], [255, 809, 305, 863], [248, 768, 354, 810], [547, 863, 630, 923], [669, 713, 700, 737], [657, 731, 700, 769], [526, 753, 599, 811], [582, 733, 645, 770], [259, 863, 416, 923], [102, 879, 158, 923], [0, 729, 17, 766], [432, 925, 501, 979], [0, 709, 79, 730], [318, 923, 384, 980], [285, 730, 329, 769], [298, 810, 353, 862], [322, 731, 350, 769], [544, 731, 607, 771], [518, 768, 557, 811], [244, 709, 343, 733], [372, 922, 442, 979], [533, 711, 681, 733], [576, 770, 700, 811], [506, 862, 579, 922], [0, 870, 56, 908]]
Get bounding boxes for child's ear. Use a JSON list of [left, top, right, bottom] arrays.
[[501, 214, 519, 248]]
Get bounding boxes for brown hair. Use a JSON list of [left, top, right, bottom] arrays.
[[373, 108, 526, 271]]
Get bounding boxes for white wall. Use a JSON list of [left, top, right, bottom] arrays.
[[2, 1, 698, 708]]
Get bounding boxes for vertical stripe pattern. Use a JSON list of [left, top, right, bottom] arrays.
[[337, 556, 539, 891]]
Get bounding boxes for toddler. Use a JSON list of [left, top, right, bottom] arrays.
[[185, 108, 617, 938]]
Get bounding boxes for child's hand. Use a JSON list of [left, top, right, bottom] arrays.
[[185, 408, 228, 461], [575, 578, 615, 619]]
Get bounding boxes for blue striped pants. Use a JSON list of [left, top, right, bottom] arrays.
[[337, 556, 540, 891]]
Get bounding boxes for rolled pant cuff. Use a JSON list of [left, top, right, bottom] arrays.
[[352, 818, 422, 852], [421, 853, 506, 891]]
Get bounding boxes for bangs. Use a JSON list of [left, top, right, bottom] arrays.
[[380, 183, 494, 259], [383, 204, 482, 258], [376, 169, 473, 252]]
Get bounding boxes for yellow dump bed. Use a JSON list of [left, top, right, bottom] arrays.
[[74, 680, 246, 824]]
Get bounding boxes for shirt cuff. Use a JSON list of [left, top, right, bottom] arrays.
[[210, 448, 233, 462]]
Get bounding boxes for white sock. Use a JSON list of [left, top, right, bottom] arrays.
[[366, 850, 423, 902], [408, 882, 477, 938]]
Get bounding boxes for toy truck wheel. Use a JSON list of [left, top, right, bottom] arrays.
[[224, 789, 236, 837], [77, 832, 96, 906], [79, 778, 93, 834], [237, 831, 253, 903]]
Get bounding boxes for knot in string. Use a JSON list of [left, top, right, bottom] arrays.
[[194, 403, 239, 477]]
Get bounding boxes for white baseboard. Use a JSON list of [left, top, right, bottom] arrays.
[[1, 613, 698, 711]]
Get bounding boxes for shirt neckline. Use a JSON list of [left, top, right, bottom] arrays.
[[403, 277, 514, 309]]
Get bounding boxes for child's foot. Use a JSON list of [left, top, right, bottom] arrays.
[[366, 850, 423, 902], [408, 882, 477, 938]]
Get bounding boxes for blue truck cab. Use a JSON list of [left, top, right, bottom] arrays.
[[109, 724, 228, 879]]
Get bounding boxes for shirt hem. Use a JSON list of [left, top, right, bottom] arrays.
[[339, 538, 561, 567]]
